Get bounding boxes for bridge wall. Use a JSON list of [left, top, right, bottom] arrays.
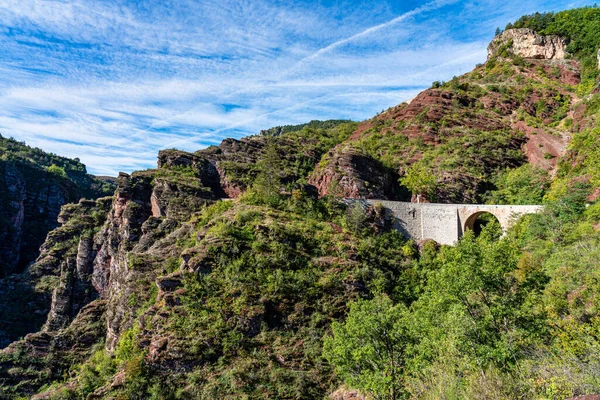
[[359, 200, 542, 245]]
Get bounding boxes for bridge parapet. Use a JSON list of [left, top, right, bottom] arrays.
[[353, 200, 542, 245]]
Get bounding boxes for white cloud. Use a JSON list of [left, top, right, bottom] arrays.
[[0, 0, 595, 175]]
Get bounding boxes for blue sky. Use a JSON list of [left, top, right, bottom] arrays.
[[0, 0, 595, 175]]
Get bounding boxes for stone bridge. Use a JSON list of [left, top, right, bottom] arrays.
[[358, 200, 543, 245]]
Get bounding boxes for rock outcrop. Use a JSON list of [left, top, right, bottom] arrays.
[[195, 135, 326, 198], [0, 198, 112, 347], [154, 131, 343, 200], [309, 146, 404, 199], [488, 28, 567, 60], [0, 161, 78, 276], [157, 149, 222, 196], [0, 136, 115, 276], [92, 172, 171, 350]]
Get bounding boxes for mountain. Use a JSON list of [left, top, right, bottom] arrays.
[[0, 136, 115, 277], [1, 6, 600, 399]]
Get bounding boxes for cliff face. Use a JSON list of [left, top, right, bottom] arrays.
[[194, 132, 350, 198], [488, 28, 567, 60], [308, 146, 406, 200], [0, 139, 118, 392], [0, 161, 79, 276], [91, 170, 214, 351], [0, 136, 115, 276], [0, 164, 214, 395], [0, 197, 111, 346]]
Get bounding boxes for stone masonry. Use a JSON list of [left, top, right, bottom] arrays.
[[360, 200, 543, 245]]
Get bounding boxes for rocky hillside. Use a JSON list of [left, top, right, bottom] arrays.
[[1, 6, 600, 400], [309, 25, 590, 203], [158, 121, 356, 198], [0, 136, 115, 276]]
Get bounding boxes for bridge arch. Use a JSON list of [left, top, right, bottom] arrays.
[[463, 211, 502, 235]]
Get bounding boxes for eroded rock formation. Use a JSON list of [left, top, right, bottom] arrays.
[[488, 28, 567, 60], [309, 146, 403, 200], [0, 197, 111, 347], [0, 162, 78, 276], [0, 137, 116, 277]]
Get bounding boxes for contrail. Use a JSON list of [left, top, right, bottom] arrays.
[[295, 0, 458, 66], [101, 0, 460, 161], [113, 0, 458, 150]]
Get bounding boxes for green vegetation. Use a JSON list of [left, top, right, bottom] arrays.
[[508, 6, 600, 92], [5, 6, 600, 400], [76, 327, 148, 399], [326, 193, 600, 398], [217, 121, 357, 192], [45, 193, 418, 399], [259, 119, 352, 137], [487, 164, 551, 204], [400, 163, 438, 200], [561, 124, 600, 186], [248, 138, 285, 207], [46, 164, 67, 178], [0, 134, 115, 197], [324, 295, 410, 400], [47, 163, 600, 400], [318, 56, 600, 395]]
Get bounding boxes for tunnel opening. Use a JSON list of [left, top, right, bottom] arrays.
[[464, 212, 501, 237]]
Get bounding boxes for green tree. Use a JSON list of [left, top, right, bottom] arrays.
[[323, 295, 412, 400], [400, 163, 438, 201], [412, 227, 547, 374], [345, 202, 367, 233], [251, 138, 283, 206], [46, 164, 67, 179], [488, 164, 550, 205]]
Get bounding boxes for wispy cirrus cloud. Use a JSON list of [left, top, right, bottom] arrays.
[[293, 0, 459, 66], [0, 0, 595, 175]]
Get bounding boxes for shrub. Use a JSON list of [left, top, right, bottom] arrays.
[[323, 295, 411, 400], [46, 164, 67, 179], [487, 164, 550, 205], [400, 163, 438, 200]]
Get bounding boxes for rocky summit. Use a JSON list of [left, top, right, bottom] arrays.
[[1, 6, 600, 400], [488, 28, 568, 60]]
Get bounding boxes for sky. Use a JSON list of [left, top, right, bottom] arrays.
[[0, 0, 595, 175]]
